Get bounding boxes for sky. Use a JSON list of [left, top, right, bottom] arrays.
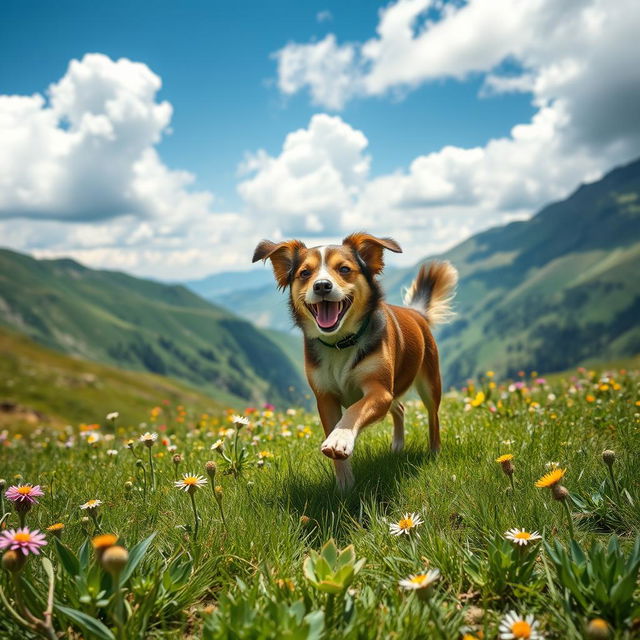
[[1, 0, 639, 279]]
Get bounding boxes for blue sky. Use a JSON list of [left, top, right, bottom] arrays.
[[1, 0, 534, 209], [0, 0, 638, 278]]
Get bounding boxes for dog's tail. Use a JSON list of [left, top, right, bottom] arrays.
[[403, 261, 458, 326]]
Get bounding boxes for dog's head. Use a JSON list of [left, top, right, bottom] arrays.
[[252, 233, 402, 337]]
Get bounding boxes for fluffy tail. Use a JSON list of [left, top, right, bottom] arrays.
[[403, 261, 458, 326]]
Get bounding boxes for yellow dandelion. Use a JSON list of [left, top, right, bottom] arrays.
[[496, 454, 514, 463], [535, 467, 566, 488]]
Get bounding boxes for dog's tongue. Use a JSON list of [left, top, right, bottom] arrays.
[[317, 301, 341, 328]]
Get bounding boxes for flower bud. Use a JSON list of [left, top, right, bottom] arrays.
[[586, 618, 610, 640], [124, 481, 133, 492], [92, 533, 119, 560], [602, 450, 616, 467], [299, 515, 310, 526], [135, 459, 144, 468], [205, 461, 217, 479], [101, 545, 129, 576], [214, 485, 223, 503], [173, 453, 183, 466], [2, 549, 26, 573], [0, 479, 5, 490]]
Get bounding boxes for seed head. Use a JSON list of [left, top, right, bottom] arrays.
[[101, 545, 129, 576], [2, 549, 26, 573], [602, 450, 616, 467]]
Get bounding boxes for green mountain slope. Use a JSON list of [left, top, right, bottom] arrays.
[[0, 326, 226, 429], [204, 157, 640, 384], [0, 250, 306, 407], [386, 156, 640, 383]]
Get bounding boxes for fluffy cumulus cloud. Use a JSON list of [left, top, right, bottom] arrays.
[[0, 54, 250, 278], [263, 0, 640, 258]]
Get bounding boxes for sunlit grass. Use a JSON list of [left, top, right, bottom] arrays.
[[0, 368, 639, 638]]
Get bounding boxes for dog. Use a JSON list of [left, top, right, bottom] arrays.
[[253, 233, 457, 490]]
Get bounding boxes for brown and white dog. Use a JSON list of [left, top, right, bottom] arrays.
[[253, 233, 457, 490]]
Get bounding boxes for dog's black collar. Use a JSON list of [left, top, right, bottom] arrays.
[[316, 315, 370, 350]]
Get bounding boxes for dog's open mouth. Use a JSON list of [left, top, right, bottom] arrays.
[[307, 299, 352, 332]]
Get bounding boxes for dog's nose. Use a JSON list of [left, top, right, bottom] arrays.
[[313, 279, 333, 294]]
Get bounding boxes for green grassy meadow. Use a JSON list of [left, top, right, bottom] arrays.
[[1, 367, 639, 639]]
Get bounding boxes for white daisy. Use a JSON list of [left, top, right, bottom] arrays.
[[211, 439, 224, 451], [398, 568, 440, 591], [106, 449, 118, 457], [80, 499, 103, 511], [389, 512, 424, 536], [231, 415, 250, 426], [106, 412, 119, 421], [139, 432, 158, 447], [504, 528, 542, 546], [174, 474, 207, 493], [499, 611, 543, 639]]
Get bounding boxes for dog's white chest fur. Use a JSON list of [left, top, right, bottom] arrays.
[[310, 349, 363, 406]]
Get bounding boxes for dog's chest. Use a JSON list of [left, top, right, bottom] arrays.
[[311, 349, 362, 405]]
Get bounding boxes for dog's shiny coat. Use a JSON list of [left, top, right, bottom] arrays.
[[253, 233, 457, 490]]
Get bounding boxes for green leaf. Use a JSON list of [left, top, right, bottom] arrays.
[[78, 538, 90, 572], [120, 531, 157, 584], [55, 604, 115, 640], [55, 538, 80, 576], [42, 556, 55, 583]]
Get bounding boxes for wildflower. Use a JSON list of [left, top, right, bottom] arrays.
[[175, 474, 207, 494], [535, 468, 566, 488], [585, 618, 610, 640], [486, 370, 495, 378], [175, 474, 206, 540], [92, 533, 118, 559], [496, 454, 515, 490], [205, 461, 217, 481], [106, 449, 118, 457], [86, 433, 101, 445], [139, 432, 158, 447], [5, 484, 44, 506], [101, 545, 129, 576], [499, 611, 543, 639], [126, 439, 135, 450], [0, 527, 47, 556], [2, 549, 27, 573], [80, 499, 103, 510], [106, 411, 119, 421], [398, 568, 440, 593], [46, 523, 65, 538], [470, 392, 485, 407], [389, 512, 424, 536], [544, 461, 559, 469], [258, 450, 273, 459], [231, 414, 250, 427], [211, 439, 224, 451], [504, 528, 542, 546]]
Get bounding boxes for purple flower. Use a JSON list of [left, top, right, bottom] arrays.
[[5, 484, 44, 504], [0, 527, 47, 555]]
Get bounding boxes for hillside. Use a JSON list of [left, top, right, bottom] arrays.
[[0, 249, 306, 407], [203, 157, 640, 384], [0, 326, 226, 429]]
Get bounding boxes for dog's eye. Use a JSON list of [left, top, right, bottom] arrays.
[[300, 268, 312, 278], [338, 265, 351, 274]]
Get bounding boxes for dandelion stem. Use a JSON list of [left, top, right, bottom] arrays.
[[562, 499, 575, 539], [606, 465, 621, 503], [509, 474, 515, 492], [189, 491, 199, 541]]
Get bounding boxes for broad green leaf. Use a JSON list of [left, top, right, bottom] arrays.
[[54, 538, 80, 576], [120, 531, 157, 584], [55, 604, 115, 640]]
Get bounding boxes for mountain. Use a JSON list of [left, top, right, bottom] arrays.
[[184, 269, 274, 300], [0, 326, 224, 429], [0, 249, 306, 407], [202, 157, 640, 384]]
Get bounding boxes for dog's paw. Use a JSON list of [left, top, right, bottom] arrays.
[[321, 429, 355, 460]]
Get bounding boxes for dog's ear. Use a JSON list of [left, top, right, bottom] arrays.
[[342, 233, 402, 275], [252, 239, 307, 290]]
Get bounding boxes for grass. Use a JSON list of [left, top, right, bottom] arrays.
[[0, 367, 639, 639]]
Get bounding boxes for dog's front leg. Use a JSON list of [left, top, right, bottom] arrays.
[[316, 393, 354, 491], [321, 382, 393, 462]]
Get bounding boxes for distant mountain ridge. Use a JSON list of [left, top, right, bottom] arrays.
[[198, 156, 640, 383], [0, 249, 306, 407]]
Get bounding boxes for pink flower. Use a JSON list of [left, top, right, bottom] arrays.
[[0, 527, 47, 555], [263, 403, 275, 411], [5, 484, 44, 505]]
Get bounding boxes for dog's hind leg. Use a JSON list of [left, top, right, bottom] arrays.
[[390, 400, 405, 452], [415, 367, 442, 453]]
